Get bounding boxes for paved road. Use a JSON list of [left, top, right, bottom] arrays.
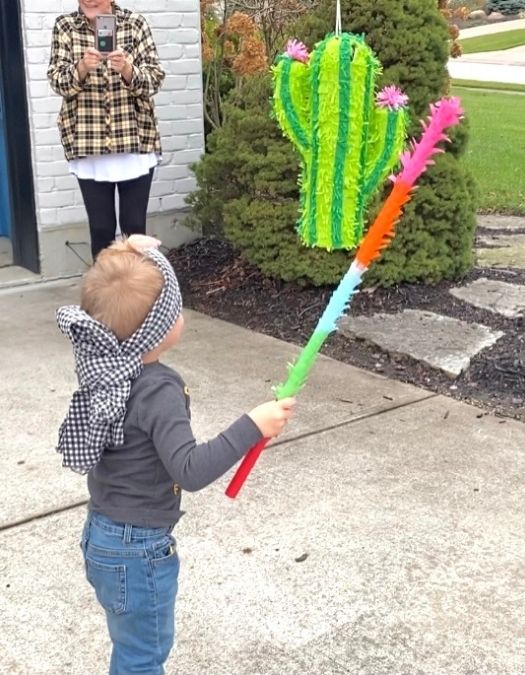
[[459, 18, 525, 39], [449, 19, 525, 84]]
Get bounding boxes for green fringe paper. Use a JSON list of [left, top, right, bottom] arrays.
[[272, 33, 408, 251], [274, 330, 330, 399], [363, 108, 408, 203], [273, 57, 310, 153], [353, 50, 375, 242], [305, 38, 327, 247], [329, 32, 352, 249]]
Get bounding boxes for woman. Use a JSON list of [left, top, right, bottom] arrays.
[[48, 1, 165, 259]]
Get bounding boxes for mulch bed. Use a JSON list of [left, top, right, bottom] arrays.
[[167, 237, 525, 423]]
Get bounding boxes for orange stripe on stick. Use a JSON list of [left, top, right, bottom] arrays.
[[355, 181, 412, 269]]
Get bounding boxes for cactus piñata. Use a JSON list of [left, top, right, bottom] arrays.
[[226, 96, 463, 498], [273, 33, 409, 250]]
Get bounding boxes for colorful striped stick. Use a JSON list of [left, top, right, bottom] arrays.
[[225, 97, 464, 499], [272, 34, 408, 250]]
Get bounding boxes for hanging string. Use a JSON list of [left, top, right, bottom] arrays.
[[335, 0, 342, 36]]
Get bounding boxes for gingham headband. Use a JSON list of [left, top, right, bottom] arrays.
[[56, 247, 182, 474]]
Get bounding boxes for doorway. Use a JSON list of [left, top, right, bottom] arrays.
[[0, 0, 39, 273], [0, 83, 12, 266]]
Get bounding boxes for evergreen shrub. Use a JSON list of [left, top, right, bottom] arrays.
[[487, 0, 525, 14], [188, 0, 478, 286]]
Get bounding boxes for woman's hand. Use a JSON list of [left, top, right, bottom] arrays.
[[108, 49, 133, 83], [77, 47, 102, 81]]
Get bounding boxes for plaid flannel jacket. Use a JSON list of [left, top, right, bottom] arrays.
[[48, 5, 165, 161]]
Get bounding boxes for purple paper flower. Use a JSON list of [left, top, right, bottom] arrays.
[[285, 39, 309, 64], [376, 85, 409, 111]]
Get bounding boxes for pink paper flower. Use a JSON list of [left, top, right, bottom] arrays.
[[376, 85, 409, 110], [285, 39, 309, 64]]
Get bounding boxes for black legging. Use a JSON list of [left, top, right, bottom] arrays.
[[77, 168, 155, 259]]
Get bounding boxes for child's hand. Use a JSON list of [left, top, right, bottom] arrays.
[[248, 398, 296, 438]]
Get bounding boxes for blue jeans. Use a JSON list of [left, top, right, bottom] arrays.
[[81, 511, 180, 675]]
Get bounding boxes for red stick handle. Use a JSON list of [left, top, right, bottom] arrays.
[[225, 437, 270, 499]]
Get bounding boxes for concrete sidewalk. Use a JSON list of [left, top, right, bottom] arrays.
[[448, 45, 525, 84], [1, 281, 524, 674], [459, 18, 525, 39], [460, 44, 525, 65], [449, 19, 525, 84]]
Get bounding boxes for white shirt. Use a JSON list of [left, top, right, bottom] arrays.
[[69, 152, 159, 182]]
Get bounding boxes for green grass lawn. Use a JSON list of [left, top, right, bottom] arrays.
[[452, 86, 525, 214], [460, 28, 525, 54]]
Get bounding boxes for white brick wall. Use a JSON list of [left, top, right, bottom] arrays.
[[20, 0, 204, 276]]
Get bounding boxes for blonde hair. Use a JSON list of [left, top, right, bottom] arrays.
[[81, 239, 164, 341]]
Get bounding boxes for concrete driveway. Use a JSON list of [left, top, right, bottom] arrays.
[[1, 281, 524, 674]]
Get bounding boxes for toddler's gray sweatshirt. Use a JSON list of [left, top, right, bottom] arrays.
[[88, 361, 262, 527]]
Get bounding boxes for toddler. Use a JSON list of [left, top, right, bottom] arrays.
[[56, 235, 294, 674]]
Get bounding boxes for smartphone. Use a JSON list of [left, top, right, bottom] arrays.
[[95, 14, 116, 53]]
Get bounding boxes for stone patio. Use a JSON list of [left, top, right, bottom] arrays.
[[477, 233, 525, 270], [339, 310, 504, 378], [477, 214, 525, 231], [450, 278, 525, 318]]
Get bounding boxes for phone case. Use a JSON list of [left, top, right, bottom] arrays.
[[95, 15, 116, 53]]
